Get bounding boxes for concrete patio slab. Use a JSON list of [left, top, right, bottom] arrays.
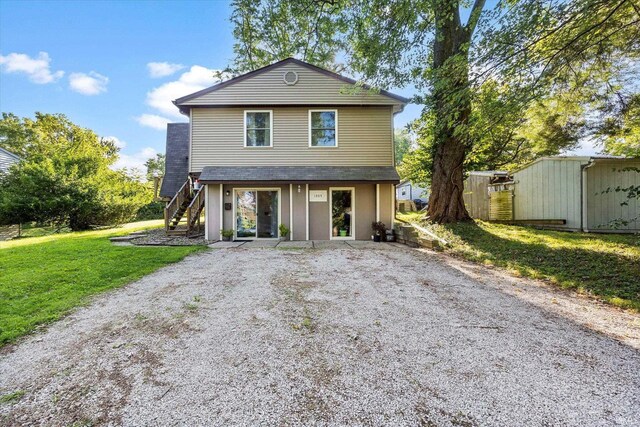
[[277, 240, 313, 249], [208, 241, 246, 248], [346, 240, 397, 250], [242, 239, 279, 248], [312, 240, 350, 249]]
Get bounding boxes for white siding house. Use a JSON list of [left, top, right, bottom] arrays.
[[0, 147, 20, 174]]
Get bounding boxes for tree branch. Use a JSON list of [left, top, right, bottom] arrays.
[[465, 0, 486, 35]]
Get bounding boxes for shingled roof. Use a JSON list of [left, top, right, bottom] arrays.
[[159, 123, 189, 198], [198, 166, 400, 183]]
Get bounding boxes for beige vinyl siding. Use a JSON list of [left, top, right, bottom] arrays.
[[513, 158, 586, 230], [190, 106, 393, 171], [586, 160, 640, 232], [182, 62, 398, 107]]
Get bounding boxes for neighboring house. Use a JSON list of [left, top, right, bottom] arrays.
[[464, 156, 640, 233], [162, 58, 409, 240], [396, 180, 428, 201], [0, 147, 21, 174]]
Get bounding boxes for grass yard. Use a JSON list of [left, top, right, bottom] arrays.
[[0, 220, 205, 345], [398, 213, 640, 311]]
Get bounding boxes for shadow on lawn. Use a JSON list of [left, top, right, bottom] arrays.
[[440, 223, 640, 311]]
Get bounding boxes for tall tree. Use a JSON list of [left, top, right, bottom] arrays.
[[228, 0, 640, 222], [394, 128, 412, 166]]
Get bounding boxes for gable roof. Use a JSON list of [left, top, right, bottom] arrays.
[[159, 123, 190, 198], [173, 58, 410, 112]]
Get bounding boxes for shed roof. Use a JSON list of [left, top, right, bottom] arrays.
[[198, 166, 400, 183], [159, 123, 189, 198]]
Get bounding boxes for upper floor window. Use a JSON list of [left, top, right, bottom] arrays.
[[244, 110, 272, 147], [309, 110, 338, 147]]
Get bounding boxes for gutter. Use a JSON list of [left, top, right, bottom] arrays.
[[580, 158, 596, 232]]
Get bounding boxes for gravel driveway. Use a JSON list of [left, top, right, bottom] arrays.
[[1, 244, 639, 426]]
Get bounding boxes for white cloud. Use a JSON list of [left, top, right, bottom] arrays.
[[135, 113, 172, 131], [104, 136, 126, 149], [112, 147, 157, 174], [147, 61, 185, 78], [0, 51, 64, 84], [69, 71, 109, 95], [145, 65, 228, 118]]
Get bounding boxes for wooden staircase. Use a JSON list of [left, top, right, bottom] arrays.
[[164, 180, 205, 236]]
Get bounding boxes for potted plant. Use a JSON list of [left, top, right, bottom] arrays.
[[278, 224, 290, 241], [339, 229, 348, 237], [220, 229, 234, 241], [371, 221, 387, 242]]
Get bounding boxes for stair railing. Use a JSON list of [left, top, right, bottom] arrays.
[[164, 179, 191, 231], [185, 186, 205, 235]]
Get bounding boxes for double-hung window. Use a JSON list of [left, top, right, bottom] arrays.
[[244, 110, 273, 147], [309, 110, 338, 147]]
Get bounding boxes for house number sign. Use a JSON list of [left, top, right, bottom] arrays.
[[309, 190, 327, 202]]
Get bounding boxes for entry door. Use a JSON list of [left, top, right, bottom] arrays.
[[235, 189, 279, 239], [330, 187, 355, 240]]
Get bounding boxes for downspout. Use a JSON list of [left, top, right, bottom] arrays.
[[580, 159, 595, 232]]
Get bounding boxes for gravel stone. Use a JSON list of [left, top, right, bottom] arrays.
[[1, 245, 638, 426]]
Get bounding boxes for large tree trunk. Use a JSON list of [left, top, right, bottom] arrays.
[[427, 2, 473, 223]]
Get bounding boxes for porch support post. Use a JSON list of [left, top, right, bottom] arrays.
[[204, 184, 209, 241], [219, 183, 224, 240], [289, 183, 293, 240], [306, 184, 310, 241], [376, 184, 380, 222]]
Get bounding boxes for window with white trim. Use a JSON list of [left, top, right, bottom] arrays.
[[309, 110, 337, 147], [244, 111, 272, 147]]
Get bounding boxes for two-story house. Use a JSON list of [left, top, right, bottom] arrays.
[[160, 58, 408, 241]]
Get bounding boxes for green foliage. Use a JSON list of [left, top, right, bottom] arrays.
[[394, 128, 412, 166], [0, 113, 151, 230], [278, 223, 290, 237], [144, 153, 165, 181], [135, 201, 165, 220], [0, 221, 204, 345], [220, 229, 235, 238], [0, 390, 25, 403], [596, 94, 640, 157], [227, 0, 346, 74], [418, 220, 640, 311]]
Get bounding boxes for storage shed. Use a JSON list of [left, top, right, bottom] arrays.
[[513, 156, 639, 232], [464, 156, 640, 233]]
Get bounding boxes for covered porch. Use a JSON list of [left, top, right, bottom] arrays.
[[199, 166, 399, 242]]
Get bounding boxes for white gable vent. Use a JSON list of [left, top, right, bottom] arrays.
[[283, 70, 299, 85]]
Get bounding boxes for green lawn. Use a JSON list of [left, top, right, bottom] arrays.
[[0, 221, 205, 345], [400, 217, 640, 311]]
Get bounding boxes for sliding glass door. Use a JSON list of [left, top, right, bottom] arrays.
[[235, 189, 279, 239]]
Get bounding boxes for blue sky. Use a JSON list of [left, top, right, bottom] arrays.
[[0, 0, 590, 172]]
